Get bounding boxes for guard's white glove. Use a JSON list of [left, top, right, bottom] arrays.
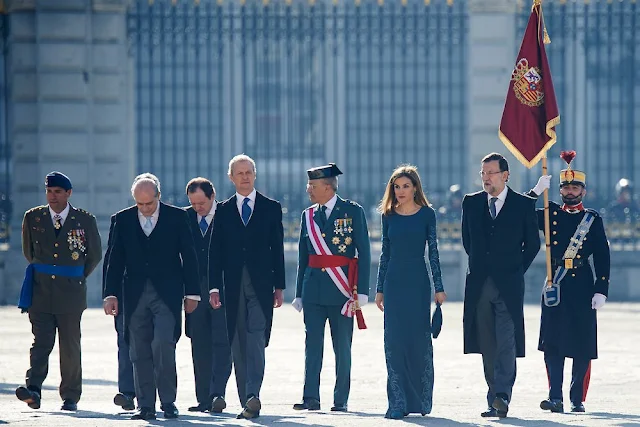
[[357, 294, 368, 306], [291, 297, 303, 313], [533, 175, 553, 196], [591, 293, 606, 310]]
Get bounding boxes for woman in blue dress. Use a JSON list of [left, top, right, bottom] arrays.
[[375, 164, 447, 420]]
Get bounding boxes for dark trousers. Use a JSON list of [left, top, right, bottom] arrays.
[[188, 296, 233, 404], [115, 312, 135, 396], [302, 303, 353, 405], [128, 282, 177, 409], [476, 278, 517, 407], [544, 346, 591, 404], [26, 311, 83, 403], [231, 267, 266, 406]]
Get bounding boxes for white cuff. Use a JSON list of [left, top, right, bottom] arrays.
[[185, 295, 201, 301], [103, 296, 117, 301], [209, 288, 220, 294]]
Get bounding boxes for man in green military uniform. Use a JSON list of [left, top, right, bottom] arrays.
[[292, 163, 371, 412], [16, 171, 102, 411], [528, 151, 610, 413]]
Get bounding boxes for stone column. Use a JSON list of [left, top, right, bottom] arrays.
[[467, 0, 520, 190], [2, 0, 134, 305]]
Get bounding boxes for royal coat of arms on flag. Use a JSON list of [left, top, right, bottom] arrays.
[[512, 58, 545, 107]]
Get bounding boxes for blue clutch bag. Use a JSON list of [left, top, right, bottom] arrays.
[[432, 302, 443, 339]]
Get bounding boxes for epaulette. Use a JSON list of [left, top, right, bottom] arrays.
[[26, 205, 48, 215], [75, 208, 96, 218], [585, 208, 600, 217], [346, 199, 363, 208]]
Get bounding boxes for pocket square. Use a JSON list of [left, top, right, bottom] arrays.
[[431, 302, 443, 339]]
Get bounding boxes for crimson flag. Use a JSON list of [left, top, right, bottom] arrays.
[[499, 1, 559, 168]]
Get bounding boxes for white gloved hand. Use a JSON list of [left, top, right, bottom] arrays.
[[291, 297, 303, 313], [533, 175, 553, 196], [357, 294, 368, 306], [591, 293, 606, 310]]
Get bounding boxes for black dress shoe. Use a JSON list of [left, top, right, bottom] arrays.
[[571, 402, 585, 412], [131, 407, 156, 420], [16, 386, 41, 409], [492, 396, 509, 413], [293, 398, 320, 411], [61, 400, 77, 411], [237, 396, 261, 419], [331, 403, 348, 412], [210, 396, 227, 413], [188, 402, 210, 412], [114, 393, 136, 411], [540, 398, 564, 413], [161, 403, 179, 419], [481, 407, 507, 418]]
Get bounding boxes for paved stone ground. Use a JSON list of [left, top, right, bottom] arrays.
[[0, 302, 639, 426]]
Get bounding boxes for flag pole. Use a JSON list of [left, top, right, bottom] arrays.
[[542, 154, 553, 288]]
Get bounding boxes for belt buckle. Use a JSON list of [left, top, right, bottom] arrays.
[[564, 258, 573, 269]]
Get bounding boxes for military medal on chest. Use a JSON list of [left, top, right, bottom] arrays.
[[67, 229, 87, 256], [334, 215, 353, 236]]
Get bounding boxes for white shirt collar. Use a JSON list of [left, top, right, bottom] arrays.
[[197, 200, 217, 223], [487, 186, 508, 203], [321, 194, 338, 213], [138, 202, 160, 221], [236, 189, 256, 204], [49, 203, 70, 223]]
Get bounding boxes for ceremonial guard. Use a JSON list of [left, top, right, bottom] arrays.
[[292, 163, 371, 412], [529, 151, 611, 413], [603, 178, 640, 246], [16, 172, 102, 411]]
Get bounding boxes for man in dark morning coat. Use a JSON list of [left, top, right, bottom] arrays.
[[104, 214, 136, 411], [16, 171, 102, 412], [105, 173, 162, 413], [103, 173, 200, 421], [209, 154, 286, 419], [461, 153, 540, 418], [184, 177, 232, 413]]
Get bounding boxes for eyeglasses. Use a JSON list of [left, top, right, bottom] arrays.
[[478, 171, 504, 177]]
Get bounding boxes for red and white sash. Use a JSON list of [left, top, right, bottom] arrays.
[[305, 207, 356, 317]]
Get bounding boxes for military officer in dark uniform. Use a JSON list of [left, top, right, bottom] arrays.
[[603, 178, 640, 245], [529, 154, 611, 413], [606, 178, 640, 220], [292, 163, 371, 412], [16, 171, 102, 411]]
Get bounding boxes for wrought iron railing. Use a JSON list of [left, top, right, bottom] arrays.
[[127, 0, 468, 242], [516, 0, 640, 248]]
